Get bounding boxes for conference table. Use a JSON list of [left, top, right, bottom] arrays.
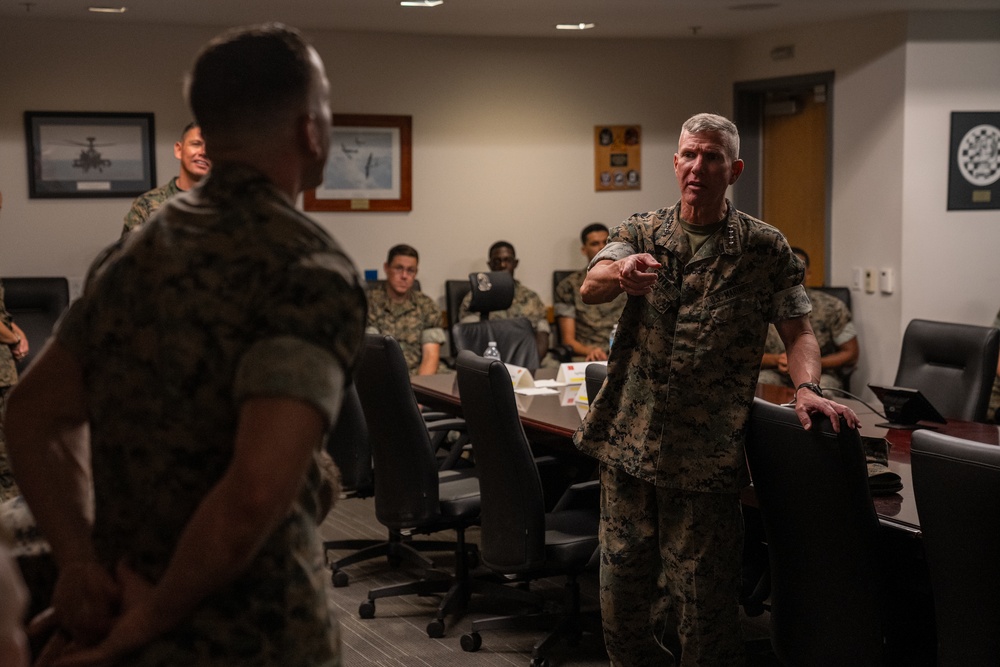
[[411, 370, 1000, 537]]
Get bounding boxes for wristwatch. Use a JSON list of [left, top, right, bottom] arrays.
[[796, 382, 824, 397]]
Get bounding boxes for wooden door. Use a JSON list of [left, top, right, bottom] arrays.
[[762, 94, 828, 286]]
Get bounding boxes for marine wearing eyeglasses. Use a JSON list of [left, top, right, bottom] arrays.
[[366, 244, 447, 375]]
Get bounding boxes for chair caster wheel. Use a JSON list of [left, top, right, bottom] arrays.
[[530, 657, 549, 667], [358, 600, 375, 619], [331, 570, 348, 588], [461, 632, 482, 652], [426, 619, 446, 638]]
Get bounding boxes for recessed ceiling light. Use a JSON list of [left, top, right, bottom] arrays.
[[89, 6, 127, 13], [400, 0, 442, 7], [556, 23, 595, 31]]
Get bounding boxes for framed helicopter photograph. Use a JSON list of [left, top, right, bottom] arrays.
[[303, 114, 411, 212], [24, 111, 156, 199]]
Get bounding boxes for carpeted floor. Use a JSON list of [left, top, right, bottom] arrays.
[[320, 494, 779, 666]]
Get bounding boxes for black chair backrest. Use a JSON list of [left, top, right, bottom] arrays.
[[551, 270, 576, 301], [745, 398, 884, 666], [355, 334, 441, 528], [911, 430, 1000, 666], [455, 350, 546, 572], [584, 363, 607, 405], [2, 277, 70, 373], [893, 318, 1000, 422], [466, 271, 515, 317], [445, 279, 472, 353], [451, 318, 539, 370], [813, 285, 851, 312], [325, 382, 373, 496]]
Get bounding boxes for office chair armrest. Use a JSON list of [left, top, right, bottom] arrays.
[[426, 418, 467, 433], [552, 479, 600, 512], [548, 344, 574, 364]]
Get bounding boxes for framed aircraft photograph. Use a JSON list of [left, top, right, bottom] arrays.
[[303, 114, 412, 212], [24, 111, 156, 199]]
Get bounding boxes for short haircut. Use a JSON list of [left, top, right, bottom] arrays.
[[387, 244, 419, 264], [790, 246, 810, 267], [680, 113, 740, 161], [180, 122, 199, 141], [186, 23, 313, 143], [580, 223, 609, 245], [488, 241, 515, 258]]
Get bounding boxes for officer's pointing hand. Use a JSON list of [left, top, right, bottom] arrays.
[[619, 254, 661, 296]]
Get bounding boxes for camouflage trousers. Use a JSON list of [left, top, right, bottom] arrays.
[[599, 464, 745, 667]]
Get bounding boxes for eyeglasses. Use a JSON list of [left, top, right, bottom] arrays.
[[388, 265, 418, 276]]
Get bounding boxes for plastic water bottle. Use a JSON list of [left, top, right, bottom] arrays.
[[609, 324, 618, 350], [483, 341, 501, 362]]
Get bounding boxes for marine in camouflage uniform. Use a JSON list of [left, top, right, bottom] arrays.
[[458, 280, 550, 336], [989, 307, 1000, 422], [0, 281, 19, 502], [758, 287, 857, 390], [53, 162, 366, 666], [366, 284, 446, 374], [121, 177, 181, 237], [554, 269, 626, 357], [575, 201, 811, 666]]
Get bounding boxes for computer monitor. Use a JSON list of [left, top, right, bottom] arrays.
[[868, 384, 947, 430]]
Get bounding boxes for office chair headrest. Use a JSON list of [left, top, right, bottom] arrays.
[[467, 270, 515, 314]]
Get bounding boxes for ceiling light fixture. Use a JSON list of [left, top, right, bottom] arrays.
[[556, 23, 595, 31], [88, 6, 127, 13], [400, 0, 443, 7]]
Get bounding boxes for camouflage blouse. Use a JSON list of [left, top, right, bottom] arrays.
[[554, 269, 626, 352], [575, 201, 809, 493], [58, 163, 365, 666], [0, 281, 16, 389], [121, 176, 181, 238], [365, 284, 446, 374]]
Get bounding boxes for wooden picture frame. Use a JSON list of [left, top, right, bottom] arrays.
[[24, 111, 156, 198], [304, 114, 412, 212]]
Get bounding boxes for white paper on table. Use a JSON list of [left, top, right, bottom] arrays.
[[503, 364, 535, 389], [532, 379, 568, 388], [514, 386, 558, 396], [555, 360, 607, 385]]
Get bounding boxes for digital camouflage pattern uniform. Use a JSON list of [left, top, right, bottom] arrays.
[[575, 200, 809, 666], [0, 281, 18, 503], [57, 163, 366, 667], [989, 308, 1000, 422], [365, 284, 446, 374], [554, 269, 626, 355], [121, 176, 182, 238], [458, 280, 551, 337], [758, 287, 856, 390]]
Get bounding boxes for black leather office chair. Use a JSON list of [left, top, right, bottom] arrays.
[[2, 277, 70, 372], [911, 430, 1000, 666], [444, 279, 472, 359], [451, 271, 540, 371], [745, 398, 885, 666], [893, 318, 1000, 422], [322, 383, 376, 587], [356, 333, 498, 637], [813, 285, 851, 312], [455, 350, 600, 665], [584, 362, 607, 406]]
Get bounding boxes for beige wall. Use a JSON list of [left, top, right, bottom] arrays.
[[0, 18, 733, 308], [2, 13, 999, 399]]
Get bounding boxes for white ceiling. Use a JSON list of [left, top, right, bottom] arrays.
[[3, 0, 998, 39]]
